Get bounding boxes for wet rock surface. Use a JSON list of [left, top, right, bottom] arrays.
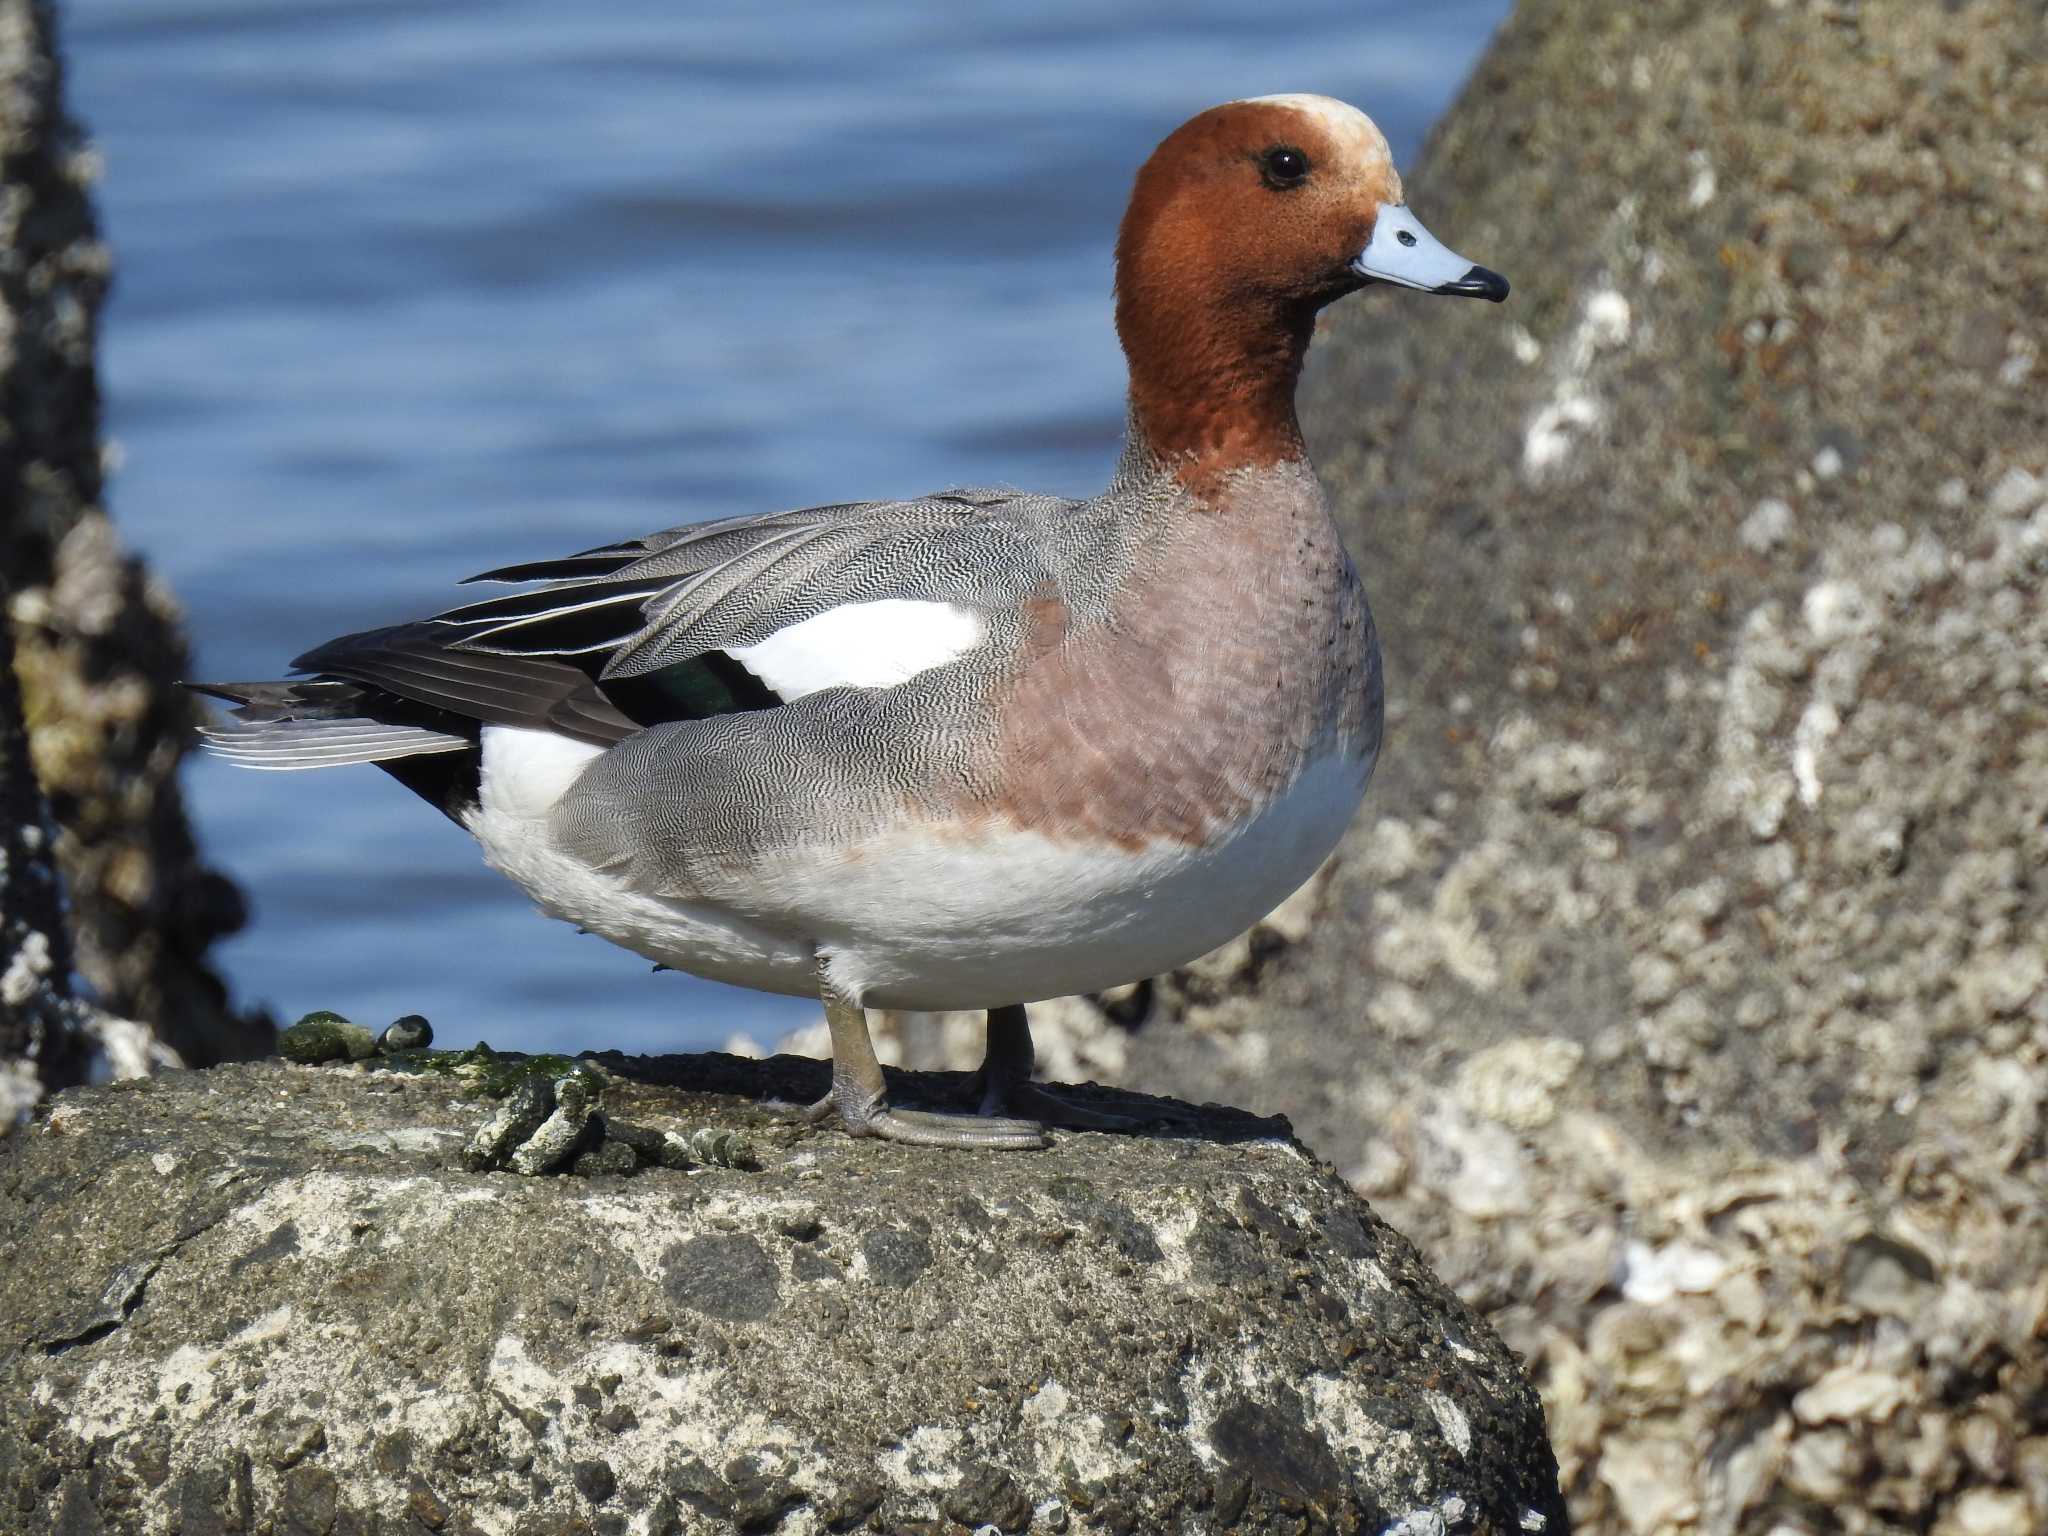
[[861, 3, 2048, 1531], [0, 1058, 1566, 1534]]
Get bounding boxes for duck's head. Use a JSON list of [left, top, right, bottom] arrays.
[[1118, 94, 1508, 321], [1115, 94, 1507, 485]]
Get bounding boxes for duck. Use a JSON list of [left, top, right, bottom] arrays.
[[194, 94, 1507, 1151]]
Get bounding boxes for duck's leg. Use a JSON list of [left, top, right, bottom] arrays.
[[801, 961, 1047, 1149], [971, 1004, 1139, 1131]]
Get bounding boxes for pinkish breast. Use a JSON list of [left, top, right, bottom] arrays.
[[972, 459, 1380, 850]]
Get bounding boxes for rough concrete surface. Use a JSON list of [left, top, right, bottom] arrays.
[[859, 3, 2048, 1532], [0, 1057, 1567, 1535]]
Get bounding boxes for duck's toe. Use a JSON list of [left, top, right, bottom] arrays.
[[800, 1087, 1047, 1149], [865, 1104, 1050, 1150]]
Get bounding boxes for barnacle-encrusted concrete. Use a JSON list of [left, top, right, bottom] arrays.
[[0, 1057, 1567, 1535], [0, 0, 265, 1089]]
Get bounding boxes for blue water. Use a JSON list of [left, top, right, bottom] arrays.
[[66, 0, 1511, 1055]]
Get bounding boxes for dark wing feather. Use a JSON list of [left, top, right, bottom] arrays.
[[460, 552, 648, 585], [292, 623, 641, 747]]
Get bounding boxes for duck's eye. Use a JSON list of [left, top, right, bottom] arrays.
[[1396, 229, 1417, 247], [1259, 145, 1310, 190]]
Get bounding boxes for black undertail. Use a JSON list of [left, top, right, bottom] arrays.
[[374, 745, 485, 825]]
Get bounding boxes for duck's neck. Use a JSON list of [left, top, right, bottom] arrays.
[[1114, 286, 1316, 496]]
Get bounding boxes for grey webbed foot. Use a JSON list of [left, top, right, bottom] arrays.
[[800, 962, 1049, 1150]]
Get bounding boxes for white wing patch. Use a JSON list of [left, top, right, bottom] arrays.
[[727, 599, 985, 699]]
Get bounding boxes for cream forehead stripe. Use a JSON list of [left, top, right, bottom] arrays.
[[1239, 94, 1393, 174]]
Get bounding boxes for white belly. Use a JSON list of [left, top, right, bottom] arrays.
[[464, 727, 1370, 1010], [777, 751, 1370, 1007]]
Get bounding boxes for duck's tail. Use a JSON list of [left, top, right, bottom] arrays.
[[183, 680, 470, 771]]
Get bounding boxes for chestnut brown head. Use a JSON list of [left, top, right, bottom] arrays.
[[1113, 95, 1507, 485]]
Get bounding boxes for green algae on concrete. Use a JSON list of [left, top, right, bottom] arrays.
[[275, 1011, 377, 1064]]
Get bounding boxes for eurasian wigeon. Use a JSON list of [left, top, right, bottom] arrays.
[[196, 94, 1508, 1150]]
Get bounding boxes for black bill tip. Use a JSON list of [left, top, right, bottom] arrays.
[[1434, 264, 1510, 303]]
